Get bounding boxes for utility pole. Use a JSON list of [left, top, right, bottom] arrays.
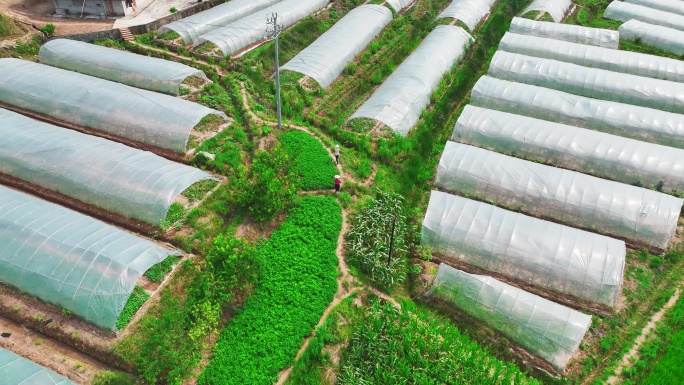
[[387, 216, 396, 267], [266, 13, 283, 129]]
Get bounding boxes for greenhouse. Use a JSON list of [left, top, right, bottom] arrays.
[[520, 0, 571, 23], [422, 191, 626, 306], [157, 0, 281, 44], [39, 39, 210, 95], [386, 0, 413, 12], [625, 0, 684, 16], [470, 76, 684, 149], [508, 17, 619, 48], [498, 32, 684, 82], [0, 348, 76, 385], [196, 0, 329, 56], [604, 1, 684, 32], [487, 51, 684, 114], [348, 25, 473, 136], [427, 264, 592, 371], [280, 5, 392, 88], [436, 0, 497, 31], [435, 142, 683, 250], [453, 105, 684, 191], [0, 59, 226, 153], [0, 185, 179, 330], [619, 20, 684, 56], [0, 108, 217, 225]]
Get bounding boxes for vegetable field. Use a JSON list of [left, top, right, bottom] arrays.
[[280, 130, 338, 190]]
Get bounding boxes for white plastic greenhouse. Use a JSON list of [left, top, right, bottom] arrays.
[[625, 0, 684, 16], [0, 185, 179, 330], [508, 17, 619, 48], [423, 191, 626, 306], [386, 0, 414, 12], [0, 348, 76, 385], [348, 25, 473, 136], [520, 0, 572, 23], [453, 105, 684, 191], [470, 76, 684, 149], [196, 0, 329, 56], [487, 51, 684, 114], [157, 0, 282, 44], [436, 0, 497, 31], [498, 32, 684, 82], [435, 142, 683, 250], [0, 59, 226, 153], [0, 108, 217, 225], [619, 20, 684, 56], [604, 1, 684, 32], [39, 39, 210, 95], [280, 5, 392, 88], [427, 263, 592, 371]]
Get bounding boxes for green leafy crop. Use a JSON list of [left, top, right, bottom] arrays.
[[280, 130, 338, 191]]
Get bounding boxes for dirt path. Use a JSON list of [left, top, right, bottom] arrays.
[[604, 288, 681, 385]]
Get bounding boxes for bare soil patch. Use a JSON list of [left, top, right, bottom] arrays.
[[0, 0, 113, 35]]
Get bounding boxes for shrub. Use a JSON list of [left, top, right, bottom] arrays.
[[39, 23, 55, 36], [169, 7, 178, 13]]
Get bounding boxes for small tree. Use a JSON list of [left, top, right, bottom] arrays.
[[348, 189, 408, 288]]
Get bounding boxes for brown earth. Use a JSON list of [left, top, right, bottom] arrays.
[[0, 0, 113, 36]]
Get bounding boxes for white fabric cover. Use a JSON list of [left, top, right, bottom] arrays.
[[349, 25, 473, 136], [625, 0, 684, 16], [157, 0, 282, 44], [487, 51, 684, 114], [521, 0, 572, 22], [39, 39, 209, 95], [619, 20, 684, 56], [499, 32, 684, 82], [386, 0, 413, 12], [436, 0, 497, 31], [196, 0, 329, 55], [427, 263, 592, 371], [453, 105, 684, 191], [0, 59, 226, 153], [435, 142, 683, 250], [471, 76, 684, 149], [423, 191, 626, 307], [509, 17, 619, 48], [604, 1, 684, 32], [280, 5, 392, 88]]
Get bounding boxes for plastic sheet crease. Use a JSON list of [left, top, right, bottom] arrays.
[[508, 17, 619, 48]]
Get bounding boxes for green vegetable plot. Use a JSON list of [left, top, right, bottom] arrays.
[[117, 286, 150, 331], [643, 296, 684, 385], [199, 196, 342, 385], [281, 130, 338, 190]]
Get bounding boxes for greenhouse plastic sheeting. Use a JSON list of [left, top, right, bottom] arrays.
[[520, 0, 572, 22], [625, 0, 684, 16], [0, 108, 217, 225], [435, 142, 683, 250], [436, 0, 497, 31], [157, 0, 282, 44], [604, 1, 684, 32], [509, 17, 619, 48], [39, 39, 209, 95], [453, 105, 684, 191], [0, 59, 226, 153], [499, 32, 684, 82], [348, 26, 473, 136], [487, 51, 684, 114], [280, 5, 392, 88], [0, 185, 179, 330], [619, 20, 684, 56], [471, 76, 684, 149], [422, 191, 626, 306], [386, 0, 413, 12], [427, 264, 591, 371], [0, 348, 76, 385], [196, 0, 329, 55]]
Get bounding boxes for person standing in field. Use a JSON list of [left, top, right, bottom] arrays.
[[334, 144, 340, 165], [334, 175, 341, 193]]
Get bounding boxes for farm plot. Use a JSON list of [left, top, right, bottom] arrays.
[[280, 130, 338, 191]]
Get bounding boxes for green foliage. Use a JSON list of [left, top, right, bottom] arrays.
[[199, 196, 342, 385], [639, 296, 684, 384], [285, 313, 335, 385], [280, 130, 338, 190], [39, 23, 55, 36], [92, 371, 135, 385], [0, 12, 24, 36], [169, 7, 178, 13], [117, 286, 150, 330], [157, 30, 180, 40], [145, 256, 182, 283], [338, 300, 540, 384], [348, 190, 408, 288], [162, 202, 186, 230], [181, 179, 219, 202]]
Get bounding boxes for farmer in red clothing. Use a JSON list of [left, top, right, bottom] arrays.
[[334, 175, 341, 193]]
